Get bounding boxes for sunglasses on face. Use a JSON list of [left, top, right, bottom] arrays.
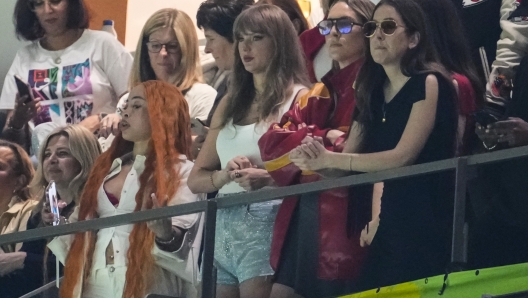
[[362, 19, 405, 38], [317, 17, 363, 36], [146, 42, 180, 54], [28, 0, 64, 11]]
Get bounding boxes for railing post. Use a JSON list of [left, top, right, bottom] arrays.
[[451, 157, 469, 267], [201, 200, 217, 298]]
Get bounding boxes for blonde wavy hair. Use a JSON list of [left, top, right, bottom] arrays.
[[30, 125, 102, 206], [129, 8, 203, 92]]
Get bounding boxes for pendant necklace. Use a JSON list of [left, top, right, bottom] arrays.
[[52, 51, 65, 64]]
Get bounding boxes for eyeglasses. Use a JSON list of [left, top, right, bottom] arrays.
[[146, 42, 180, 54], [362, 20, 406, 38], [317, 17, 363, 36], [28, 0, 64, 11]]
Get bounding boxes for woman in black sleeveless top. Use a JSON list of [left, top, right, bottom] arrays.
[[290, 0, 459, 290]]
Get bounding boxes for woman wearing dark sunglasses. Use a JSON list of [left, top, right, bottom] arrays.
[[290, 0, 459, 290], [258, 1, 374, 297]]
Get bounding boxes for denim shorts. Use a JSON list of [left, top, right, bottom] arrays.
[[213, 195, 279, 286]]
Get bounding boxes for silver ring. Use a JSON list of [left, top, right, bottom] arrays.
[[235, 171, 241, 178]]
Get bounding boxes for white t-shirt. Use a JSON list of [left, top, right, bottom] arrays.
[[0, 29, 133, 125]]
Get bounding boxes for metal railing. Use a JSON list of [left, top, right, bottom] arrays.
[[2, 145, 528, 297]]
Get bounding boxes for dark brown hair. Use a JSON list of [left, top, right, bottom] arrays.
[[354, 0, 457, 146], [413, 0, 484, 106], [197, 0, 254, 43], [257, 0, 309, 35], [0, 140, 34, 201], [14, 0, 90, 41]]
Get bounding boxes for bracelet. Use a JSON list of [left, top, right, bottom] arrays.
[[349, 155, 353, 171], [210, 170, 220, 190], [155, 232, 176, 245], [482, 141, 497, 151]]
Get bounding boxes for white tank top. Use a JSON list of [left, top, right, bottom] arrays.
[[216, 84, 305, 195]]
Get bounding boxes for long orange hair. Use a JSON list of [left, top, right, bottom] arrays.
[[60, 81, 192, 298]]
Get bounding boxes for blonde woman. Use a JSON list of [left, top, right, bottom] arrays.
[[0, 125, 101, 298], [100, 8, 217, 139]]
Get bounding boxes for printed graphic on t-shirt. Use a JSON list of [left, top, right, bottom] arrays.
[[29, 68, 59, 101], [462, 0, 490, 8], [28, 59, 94, 125]]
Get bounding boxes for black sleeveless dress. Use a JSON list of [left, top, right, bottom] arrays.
[[358, 73, 457, 290]]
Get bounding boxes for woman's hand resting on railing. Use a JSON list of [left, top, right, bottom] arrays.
[[476, 117, 528, 148], [360, 217, 380, 247]]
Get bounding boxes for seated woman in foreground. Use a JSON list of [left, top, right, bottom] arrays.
[[0, 125, 101, 298]]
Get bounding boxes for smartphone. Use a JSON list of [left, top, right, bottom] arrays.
[[46, 181, 60, 226], [14, 75, 34, 104], [471, 110, 501, 127], [191, 118, 208, 135]]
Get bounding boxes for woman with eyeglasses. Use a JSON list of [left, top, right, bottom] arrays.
[[0, 0, 133, 153], [98, 8, 217, 144], [257, 1, 374, 297], [290, 0, 459, 290]]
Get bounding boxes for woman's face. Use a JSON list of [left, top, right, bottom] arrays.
[[237, 31, 273, 76], [325, 2, 366, 68], [147, 27, 182, 82], [120, 85, 151, 143], [204, 29, 235, 71], [43, 135, 81, 188], [32, 0, 70, 37], [369, 5, 417, 67], [0, 147, 20, 199]]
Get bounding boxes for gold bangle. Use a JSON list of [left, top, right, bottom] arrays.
[[210, 170, 220, 190], [349, 155, 353, 171]]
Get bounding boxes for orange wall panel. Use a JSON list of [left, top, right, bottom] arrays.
[[86, 0, 128, 45]]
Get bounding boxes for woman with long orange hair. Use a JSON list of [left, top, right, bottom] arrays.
[[48, 80, 203, 298]]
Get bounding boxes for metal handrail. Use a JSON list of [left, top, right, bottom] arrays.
[[1, 145, 527, 247], [3, 145, 528, 298], [19, 277, 63, 298]]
